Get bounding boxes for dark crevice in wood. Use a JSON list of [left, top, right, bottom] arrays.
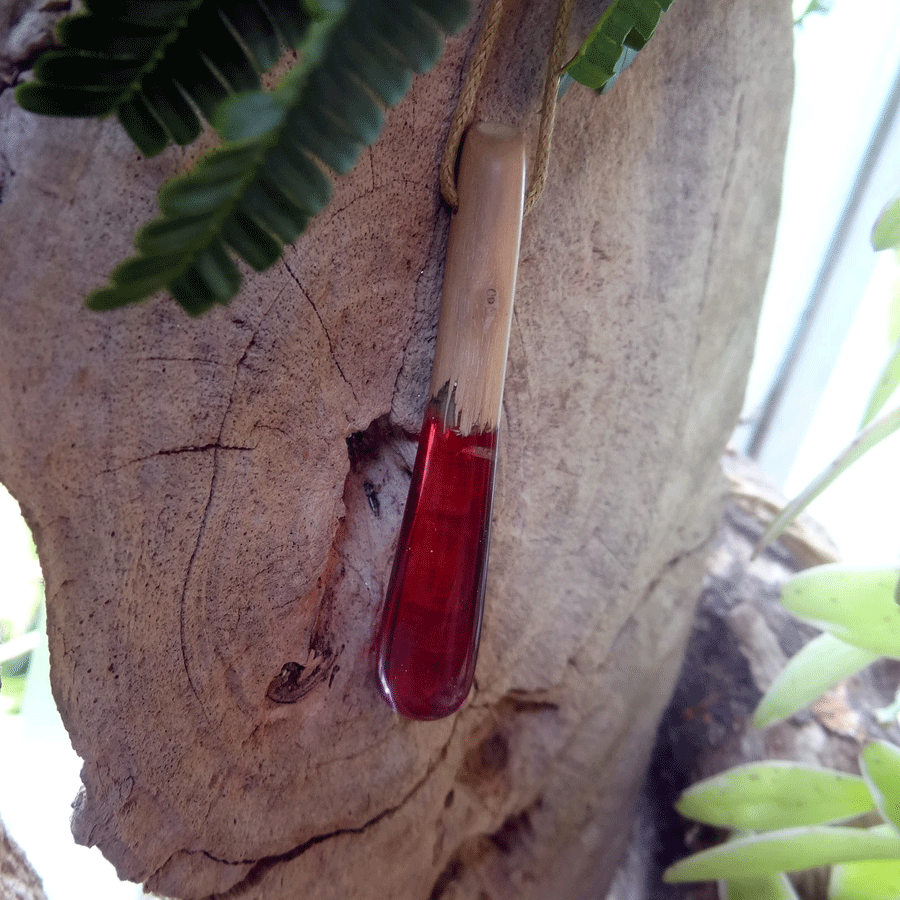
[[197, 718, 460, 898]]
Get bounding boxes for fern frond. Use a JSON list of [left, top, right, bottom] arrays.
[[564, 0, 674, 94], [86, 0, 469, 315], [15, 0, 318, 156]]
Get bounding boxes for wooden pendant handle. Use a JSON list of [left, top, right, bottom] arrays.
[[430, 122, 526, 434]]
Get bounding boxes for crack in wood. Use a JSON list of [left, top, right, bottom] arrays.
[[320, 185, 377, 225], [178, 448, 219, 720], [96, 444, 255, 476], [564, 533, 715, 677], [281, 259, 359, 406], [138, 357, 225, 365], [177, 296, 280, 720], [498, 692, 561, 714], [697, 91, 745, 347], [190, 718, 460, 898]]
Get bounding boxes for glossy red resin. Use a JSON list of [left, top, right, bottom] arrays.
[[377, 408, 498, 719]]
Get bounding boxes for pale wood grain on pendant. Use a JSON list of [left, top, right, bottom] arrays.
[[429, 122, 526, 435]]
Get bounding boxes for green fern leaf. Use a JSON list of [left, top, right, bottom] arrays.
[[15, 0, 319, 156], [564, 0, 674, 94], [87, 0, 469, 314]]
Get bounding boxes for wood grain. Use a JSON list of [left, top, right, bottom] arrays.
[[0, 1, 794, 897], [430, 122, 525, 434]]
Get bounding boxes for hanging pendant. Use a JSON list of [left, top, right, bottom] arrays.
[[376, 122, 526, 720]]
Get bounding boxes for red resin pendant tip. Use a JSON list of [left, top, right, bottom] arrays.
[[376, 409, 498, 720]]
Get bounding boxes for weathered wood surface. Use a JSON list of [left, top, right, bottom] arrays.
[[0, 1, 792, 897], [0, 816, 48, 900]]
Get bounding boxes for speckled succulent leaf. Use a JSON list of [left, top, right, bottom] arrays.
[[829, 858, 900, 900], [873, 193, 900, 252], [676, 762, 875, 832], [862, 742, 900, 835], [860, 337, 900, 428], [720, 873, 800, 900], [753, 632, 879, 728], [777, 564, 900, 657], [664, 825, 900, 884]]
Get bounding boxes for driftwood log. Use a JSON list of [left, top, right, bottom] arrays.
[[0, 1, 792, 897]]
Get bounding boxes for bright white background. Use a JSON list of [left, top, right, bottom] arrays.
[[741, 0, 900, 563]]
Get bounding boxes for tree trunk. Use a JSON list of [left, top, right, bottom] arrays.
[[0, 1, 793, 898]]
